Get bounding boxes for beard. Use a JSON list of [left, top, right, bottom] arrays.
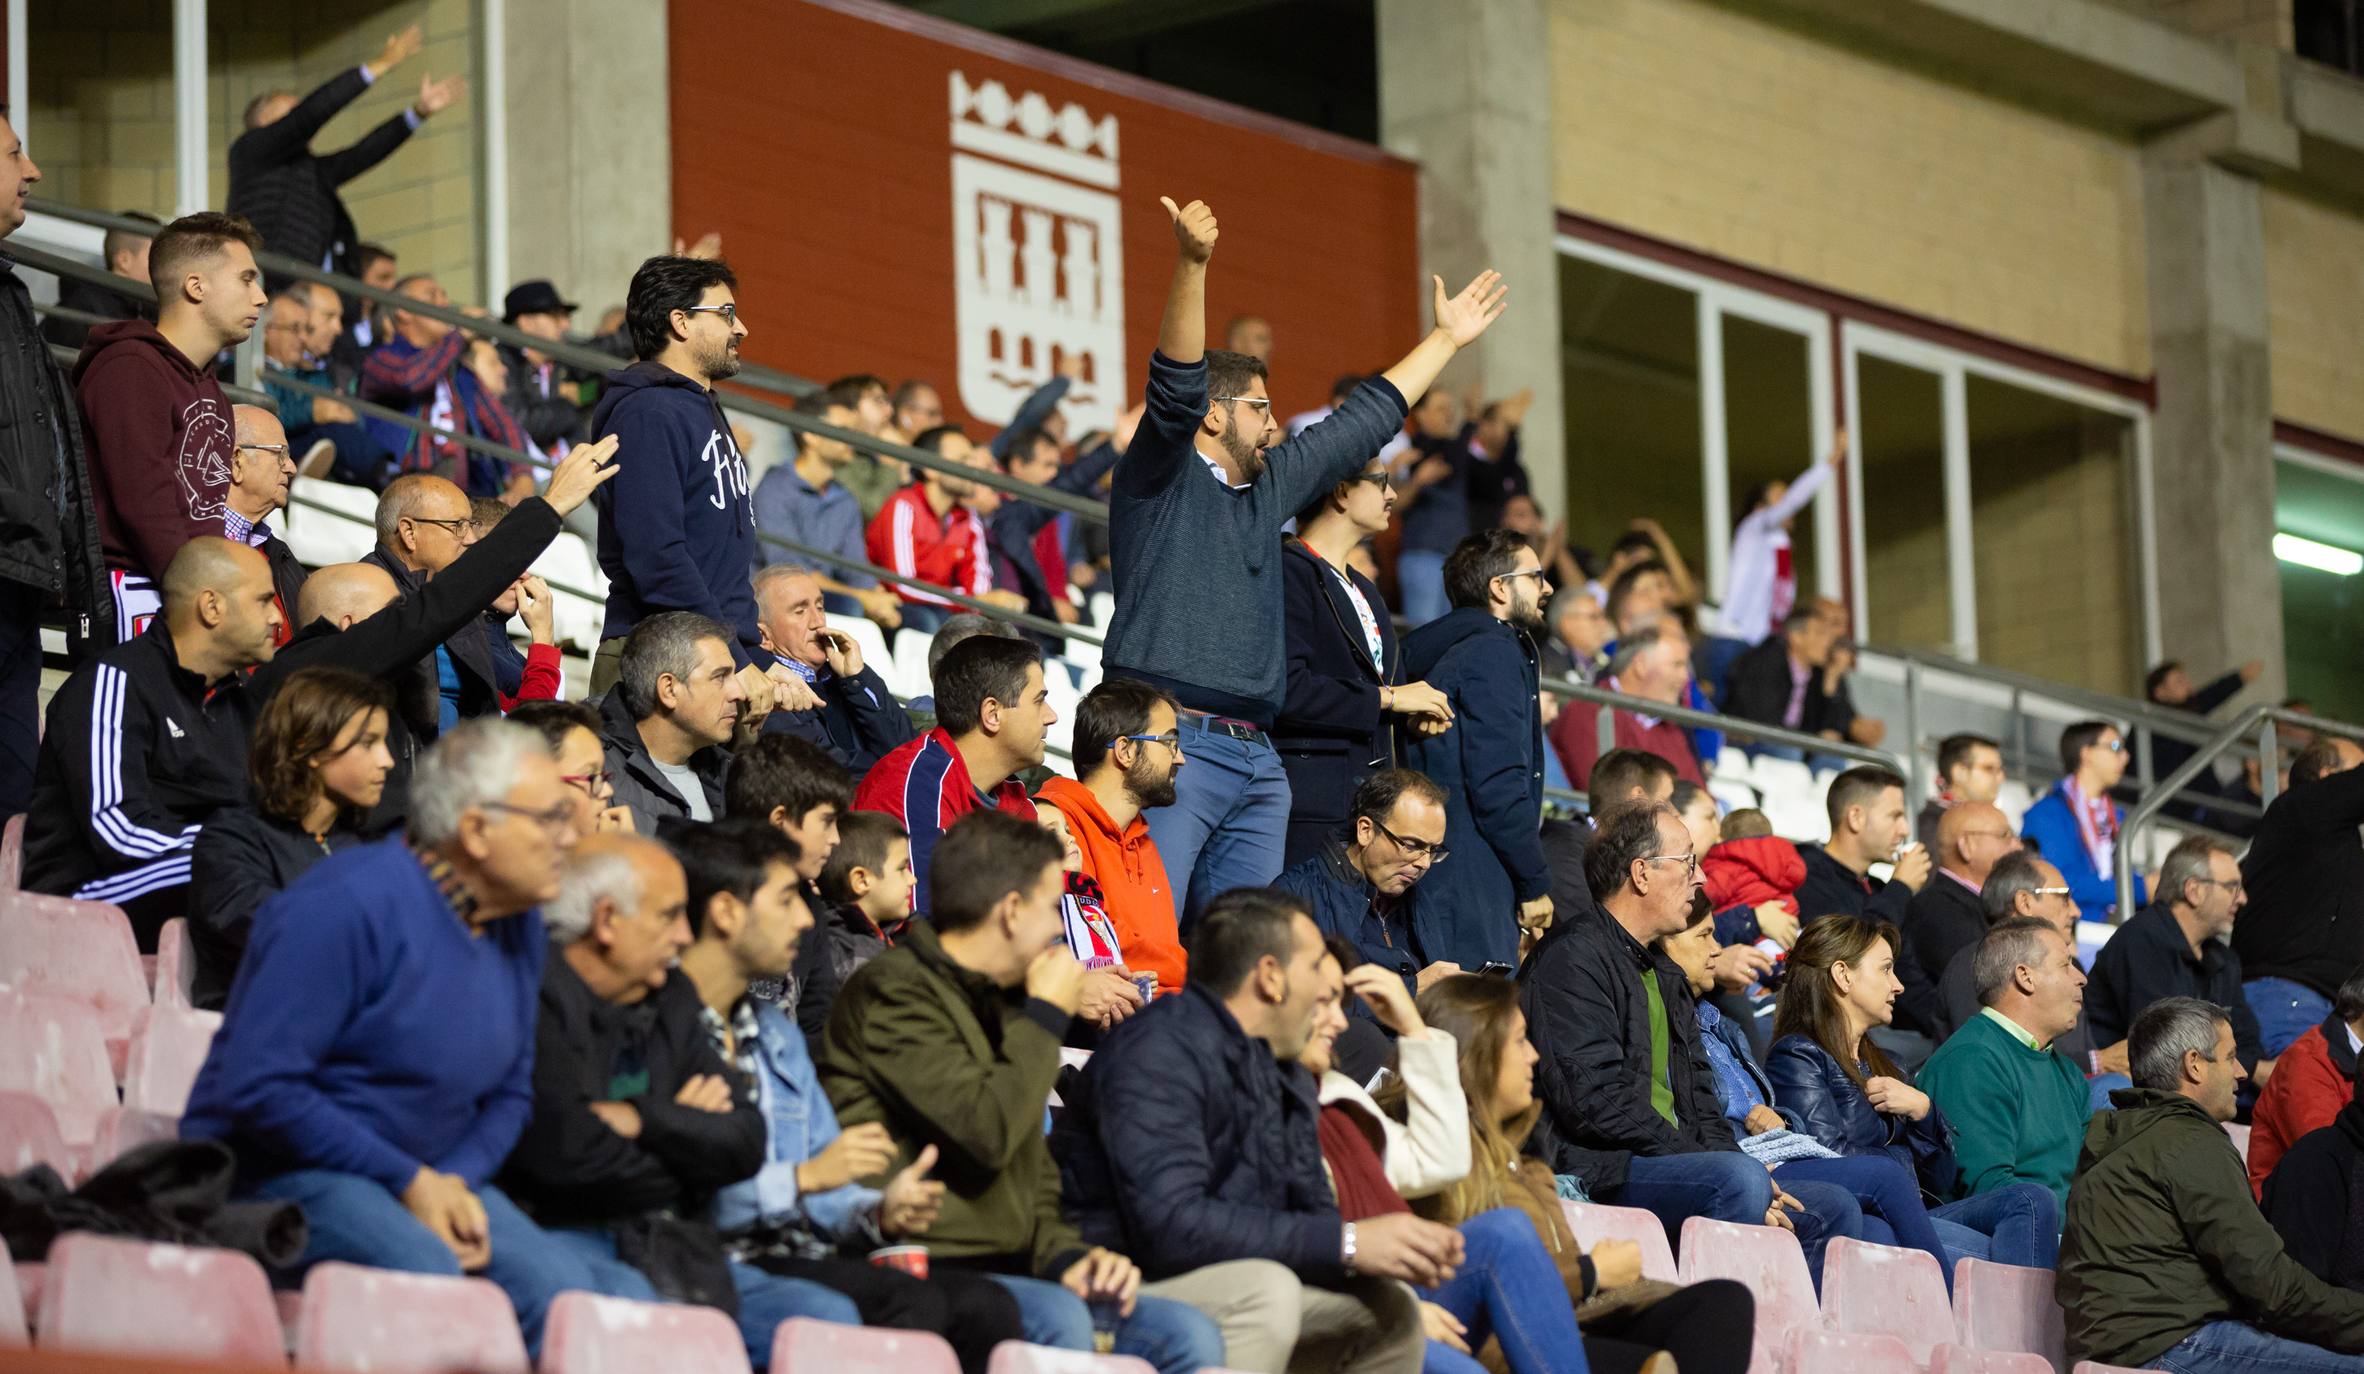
[[1509, 591, 1548, 634], [1218, 424, 1265, 483], [700, 334, 742, 380], [1125, 757, 1179, 811]]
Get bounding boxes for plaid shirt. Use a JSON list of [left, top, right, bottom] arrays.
[[698, 995, 866, 1262]]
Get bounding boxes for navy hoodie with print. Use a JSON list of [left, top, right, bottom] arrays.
[[589, 360, 761, 665]]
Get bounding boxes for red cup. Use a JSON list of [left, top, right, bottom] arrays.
[[870, 1245, 929, 1279]]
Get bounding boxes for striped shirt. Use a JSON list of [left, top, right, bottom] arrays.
[[849, 727, 1037, 903]]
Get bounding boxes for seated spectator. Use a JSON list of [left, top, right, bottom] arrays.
[[989, 421, 1126, 645], [188, 667, 393, 1009], [40, 208, 156, 350], [813, 810, 915, 980], [1720, 607, 1851, 753], [1916, 732, 2004, 850], [721, 731, 856, 1039], [1700, 809, 1805, 936], [1701, 435, 1844, 693], [226, 404, 309, 639], [24, 537, 282, 942], [1896, 801, 2018, 1039], [2249, 967, 2364, 1198], [670, 819, 1023, 1373], [1518, 803, 1862, 1285], [1411, 972, 1757, 1374], [364, 475, 508, 737], [1034, 678, 1188, 996], [1276, 452, 1453, 866], [1032, 808, 1149, 1038], [1547, 624, 1705, 789], [277, 280, 397, 490], [1934, 855, 2124, 1095], [821, 812, 1221, 1372], [2236, 735, 2364, 1059], [361, 274, 530, 499], [851, 635, 1049, 899], [466, 501, 562, 714], [502, 831, 863, 1366], [1278, 769, 1463, 1025], [508, 699, 634, 835], [1539, 587, 1611, 687], [1796, 765, 1929, 927], [752, 565, 915, 774], [496, 279, 587, 458], [903, 611, 1023, 719], [2087, 834, 2270, 1086], [890, 379, 944, 437], [2019, 720, 2146, 925], [1815, 633, 1884, 751], [1765, 915, 2061, 1273], [2061, 997, 2364, 1371], [180, 720, 646, 1357], [866, 426, 1001, 635], [2263, 1057, 2364, 1294], [1056, 886, 1426, 1372], [337, 242, 399, 368], [257, 288, 338, 479], [1919, 917, 2093, 1208], [1399, 530, 1557, 969], [1540, 747, 1678, 923], [752, 392, 903, 630], [598, 611, 744, 832], [829, 374, 911, 520]]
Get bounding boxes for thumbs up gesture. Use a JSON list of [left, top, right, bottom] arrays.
[[881, 1144, 945, 1238]]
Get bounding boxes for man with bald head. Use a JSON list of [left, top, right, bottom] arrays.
[[363, 473, 505, 739], [227, 404, 307, 637], [2235, 735, 2364, 1058], [1898, 799, 2021, 1038], [295, 563, 401, 632], [23, 537, 282, 942]]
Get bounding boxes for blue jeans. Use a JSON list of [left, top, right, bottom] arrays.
[[1774, 1154, 1960, 1288], [1397, 549, 1449, 626], [1617, 1150, 1860, 1289], [1422, 1208, 1590, 1374], [543, 1227, 857, 1369], [2245, 978, 2331, 1058], [247, 1170, 656, 1359], [1696, 636, 1753, 703], [1931, 1182, 2059, 1271], [2091, 1071, 2134, 1112], [1143, 725, 1292, 930], [987, 1274, 1225, 1374], [2147, 1320, 2364, 1373]]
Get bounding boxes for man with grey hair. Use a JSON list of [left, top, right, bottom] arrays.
[[1933, 852, 2128, 1095], [1539, 586, 1609, 685], [1920, 916, 2093, 1208], [2089, 833, 2271, 1085], [226, 404, 308, 626], [1547, 618, 1704, 789], [364, 472, 504, 736], [752, 564, 913, 773], [2062, 996, 2364, 1372], [181, 720, 655, 1358], [599, 610, 746, 833]]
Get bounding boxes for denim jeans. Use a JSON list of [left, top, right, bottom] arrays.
[[988, 1274, 1226, 1374], [1423, 1208, 1591, 1374], [2147, 1320, 2364, 1373], [247, 1171, 657, 1359], [2090, 1071, 2134, 1112], [543, 1226, 857, 1369], [2245, 978, 2332, 1058], [1618, 1150, 1860, 1289], [1142, 724, 1293, 930], [1397, 549, 1449, 626], [1774, 1154, 1960, 1287], [1931, 1182, 2059, 1270]]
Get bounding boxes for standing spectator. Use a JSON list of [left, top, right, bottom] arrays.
[[360, 275, 530, 499], [1276, 769, 1462, 1024], [1033, 678, 1189, 996], [1547, 624, 1705, 789], [1918, 918, 2093, 1208], [851, 635, 1051, 899], [74, 212, 267, 640], [228, 24, 461, 277], [2236, 736, 2364, 1057], [1277, 454, 1454, 866], [40, 209, 158, 349], [1916, 732, 2005, 851], [2086, 834, 2270, 1083], [334, 242, 399, 374], [1392, 390, 1471, 625], [2019, 720, 2146, 925], [751, 565, 913, 774], [1398, 530, 1553, 971], [1797, 766, 1929, 927], [597, 611, 743, 834], [867, 426, 1015, 633], [1700, 432, 1844, 691], [1539, 588, 1611, 687], [2060, 998, 2364, 1372], [1896, 801, 2017, 1040], [1105, 194, 1507, 929], [2249, 967, 2364, 1199], [589, 255, 771, 710], [1460, 390, 1534, 537], [820, 813, 1224, 1373], [0, 108, 109, 818], [496, 279, 586, 456], [363, 475, 508, 737], [224, 405, 307, 643], [752, 392, 903, 630], [1501, 495, 1585, 600], [1224, 313, 1273, 359]]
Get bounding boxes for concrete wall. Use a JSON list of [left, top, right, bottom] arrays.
[[2262, 185, 2364, 441]]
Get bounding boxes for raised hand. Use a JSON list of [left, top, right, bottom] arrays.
[[540, 432, 620, 516], [1432, 270, 1508, 348], [414, 72, 467, 119], [372, 25, 424, 78], [516, 575, 555, 644], [1160, 196, 1217, 264], [1345, 963, 1428, 1038], [816, 626, 864, 679]]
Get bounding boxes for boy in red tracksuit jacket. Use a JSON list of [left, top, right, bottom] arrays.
[[1702, 812, 1806, 917]]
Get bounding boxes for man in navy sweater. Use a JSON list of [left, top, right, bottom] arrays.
[[181, 720, 656, 1356], [1106, 194, 1508, 927]]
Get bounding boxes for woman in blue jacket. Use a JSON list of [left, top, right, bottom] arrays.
[[1766, 915, 2060, 1275]]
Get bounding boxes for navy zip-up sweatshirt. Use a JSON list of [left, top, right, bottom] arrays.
[[1103, 352, 1407, 726], [589, 361, 762, 666]]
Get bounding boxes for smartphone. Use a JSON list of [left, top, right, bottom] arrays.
[[1477, 961, 1515, 978]]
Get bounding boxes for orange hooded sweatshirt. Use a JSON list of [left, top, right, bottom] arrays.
[[1035, 776, 1187, 992]]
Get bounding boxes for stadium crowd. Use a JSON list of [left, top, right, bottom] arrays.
[[8, 41, 2364, 1373]]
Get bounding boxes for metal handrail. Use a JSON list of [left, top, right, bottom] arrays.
[[1539, 672, 1896, 773], [752, 528, 1095, 646]]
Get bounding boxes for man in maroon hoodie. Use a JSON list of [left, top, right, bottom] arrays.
[[72, 212, 267, 641]]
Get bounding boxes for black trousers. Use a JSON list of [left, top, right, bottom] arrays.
[[1583, 1278, 1756, 1374], [0, 581, 40, 820], [743, 1253, 1022, 1374]]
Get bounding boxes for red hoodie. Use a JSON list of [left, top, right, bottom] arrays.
[[1702, 834, 1807, 916], [71, 319, 236, 582]]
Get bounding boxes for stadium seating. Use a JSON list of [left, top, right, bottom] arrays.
[[1952, 1258, 2065, 1371], [0, 1245, 23, 1347], [540, 1290, 750, 1374], [151, 919, 195, 1012], [120, 1006, 222, 1117], [282, 475, 380, 569], [35, 1233, 283, 1364], [2070, 1364, 2146, 1374], [986, 1343, 1157, 1374], [1679, 1216, 1822, 1374], [0, 1091, 76, 1182], [1560, 1200, 1679, 1283], [771, 1317, 959, 1374], [293, 1262, 530, 1374], [0, 892, 149, 1078], [1787, 1326, 1920, 1373], [88, 1107, 181, 1172], [1823, 1236, 1958, 1365], [0, 988, 118, 1146], [1931, 1346, 2053, 1374]]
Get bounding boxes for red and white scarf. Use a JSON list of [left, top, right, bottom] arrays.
[[2063, 777, 2117, 877]]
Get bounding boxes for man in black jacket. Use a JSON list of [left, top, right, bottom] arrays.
[[598, 612, 742, 835], [1797, 765, 1930, 925], [989, 424, 1123, 653], [497, 279, 588, 457], [2262, 1084, 2364, 1292], [502, 832, 862, 1368], [1721, 607, 1848, 742], [1898, 800, 2017, 1038], [225, 405, 307, 630], [2088, 834, 2270, 1083], [751, 565, 914, 775], [2235, 737, 2364, 1058], [227, 26, 462, 278], [363, 473, 504, 737]]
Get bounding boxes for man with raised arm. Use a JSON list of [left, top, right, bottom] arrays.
[[1105, 195, 1508, 927]]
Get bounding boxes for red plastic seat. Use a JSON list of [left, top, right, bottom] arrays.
[[0, 1091, 79, 1181], [2070, 1363, 2148, 1373], [0, 1243, 25, 1347], [1823, 1235, 1958, 1365], [1951, 1258, 2064, 1369], [152, 918, 195, 1011], [986, 1343, 1157, 1374], [0, 891, 149, 1078], [88, 1107, 182, 1172], [121, 1004, 221, 1116], [1562, 1199, 1680, 1282], [1932, 1346, 2053, 1374], [771, 1316, 959, 1374], [0, 988, 119, 1146], [34, 1232, 284, 1364], [1788, 1327, 1921, 1374], [293, 1261, 528, 1374], [1679, 1216, 1823, 1374], [540, 1290, 750, 1374]]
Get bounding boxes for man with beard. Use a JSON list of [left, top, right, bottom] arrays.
[[1035, 678, 1190, 996], [1276, 769, 1457, 1032], [1397, 530, 1554, 972], [752, 564, 915, 774]]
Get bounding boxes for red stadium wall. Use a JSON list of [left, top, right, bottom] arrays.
[[666, 0, 1422, 438]]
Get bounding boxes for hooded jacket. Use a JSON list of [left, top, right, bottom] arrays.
[[2250, 1014, 2361, 1199], [2263, 1092, 2364, 1293], [1700, 835, 1804, 916], [1273, 537, 1401, 866], [1033, 775, 1183, 992], [0, 255, 108, 637], [590, 361, 761, 666], [1396, 606, 1548, 970], [2059, 1087, 2364, 1367], [71, 319, 235, 581]]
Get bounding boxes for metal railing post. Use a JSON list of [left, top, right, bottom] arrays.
[[1904, 657, 1925, 803], [2259, 720, 2282, 808]]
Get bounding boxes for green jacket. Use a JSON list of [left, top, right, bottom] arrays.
[[2060, 1087, 2364, 1367], [1918, 1010, 2089, 1207], [817, 920, 1087, 1279]]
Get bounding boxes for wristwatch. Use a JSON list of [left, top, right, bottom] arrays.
[[1341, 1221, 1359, 1275]]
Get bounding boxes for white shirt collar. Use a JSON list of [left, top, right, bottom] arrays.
[[1195, 448, 1251, 491]]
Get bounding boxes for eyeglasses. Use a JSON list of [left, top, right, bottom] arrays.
[[1496, 568, 1549, 585], [683, 303, 740, 324], [1117, 731, 1181, 754], [1212, 395, 1271, 412], [480, 799, 581, 838], [2029, 885, 2073, 897], [406, 515, 477, 540], [2093, 739, 2126, 754], [2196, 877, 2246, 896], [1348, 470, 1393, 489], [1370, 818, 1449, 864], [1641, 852, 1701, 877], [560, 769, 614, 796]]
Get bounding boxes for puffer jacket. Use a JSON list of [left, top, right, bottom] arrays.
[[1762, 1033, 1959, 1197]]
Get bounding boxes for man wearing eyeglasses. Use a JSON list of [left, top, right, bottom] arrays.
[[2087, 834, 2271, 1087], [364, 473, 506, 739], [2020, 719, 2148, 925], [1275, 769, 1459, 1031], [1034, 678, 1189, 1001], [225, 404, 308, 647], [1896, 799, 2018, 1039]]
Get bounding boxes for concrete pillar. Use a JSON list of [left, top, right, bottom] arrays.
[[2141, 137, 2285, 695], [501, 0, 671, 319], [1375, 0, 1565, 526]]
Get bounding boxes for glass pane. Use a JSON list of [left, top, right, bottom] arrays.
[[1722, 316, 1820, 607], [1965, 376, 2137, 693], [1857, 354, 1950, 653], [2275, 458, 2364, 724], [1559, 256, 1702, 586]]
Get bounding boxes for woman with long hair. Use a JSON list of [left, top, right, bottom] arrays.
[[187, 666, 395, 1008], [1766, 914, 2059, 1273], [1402, 972, 1755, 1374]]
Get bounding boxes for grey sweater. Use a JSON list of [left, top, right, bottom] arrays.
[[1103, 351, 1408, 725]]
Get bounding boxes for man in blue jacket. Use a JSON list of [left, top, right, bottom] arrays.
[[1397, 529, 1555, 970], [1276, 768, 1462, 1024], [2021, 719, 2147, 925]]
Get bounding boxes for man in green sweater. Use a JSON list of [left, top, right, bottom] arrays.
[[1920, 916, 2092, 1207]]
